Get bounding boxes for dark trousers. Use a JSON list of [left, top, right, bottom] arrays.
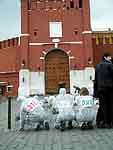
[[96, 88, 113, 125]]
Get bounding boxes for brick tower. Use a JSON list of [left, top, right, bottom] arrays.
[[19, 0, 93, 95]]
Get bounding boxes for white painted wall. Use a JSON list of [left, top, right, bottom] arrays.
[[70, 67, 95, 94], [18, 69, 30, 96], [30, 72, 45, 95], [18, 67, 95, 96]]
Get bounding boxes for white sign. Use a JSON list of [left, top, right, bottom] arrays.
[[80, 96, 94, 107], [49, 22, 62, 38], [25, 98, 39, 112]]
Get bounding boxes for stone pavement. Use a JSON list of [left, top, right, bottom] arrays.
[[0, 98, 113, 150]]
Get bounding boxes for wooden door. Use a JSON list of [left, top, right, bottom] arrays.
[[45, 49, 70, 94]]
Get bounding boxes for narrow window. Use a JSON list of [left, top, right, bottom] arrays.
[[67, 6, 70, 10], [79, 0, 82, 8], [28, 0, 32, 10], [12, 38, 15, 46], [34, 31, 37, 36], [34, 29, 38, 37], [74, 29, 78, 35], [4, 41, 6, 48], [70, 0, 74, 8], [8, 39, 10, 47], [0, 42, 1, 49]]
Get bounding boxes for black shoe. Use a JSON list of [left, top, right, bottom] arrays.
[[81, 122, 87, 130], [87, 122, 93, 129], [35, 124, 40, 131], [111, 123, 113, 128], [44, 121, 50, 130], [15, 115, 20, 121], [104, 124, 112, 129], [19, 128, 24, 131], [68, 121, 73, 129], [96, 121, 106, 128], [60, 121, 65, 131], [96, 123, 105, 128]]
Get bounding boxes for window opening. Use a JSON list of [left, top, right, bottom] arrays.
[[0, 43, 1, 49], [70, 0, 74, 8], [28, 0, 32, 10], [8, 40, 10, 47], [79, 0, 82, 8], [74, 29, 78, 35], [4, 41, 6, 48], [34, 31, 37, 36], [12, 39, 15, 46]]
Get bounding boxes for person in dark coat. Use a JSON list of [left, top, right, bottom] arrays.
[[94, 52, 113, 128]]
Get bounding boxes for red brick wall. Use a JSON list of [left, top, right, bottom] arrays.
[[0, 72, 19, 96], [0, 0, 93, 96], [28, 43, 84, 71], [26, 0, 92, 70], [29, 11, 83, 43], [0, 38, 20, 96], [0, 38, 20, 72], [92, 38, 113, 67]]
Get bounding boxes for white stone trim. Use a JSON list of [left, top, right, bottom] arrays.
[[18, 36, 21, 45], [29, 42, 52, 46], [67, 50, 71, 54], [40, 57, 44, 60], [20, 33, 30, 37], [40, 56, 75, 60], [62, 41, 83, 44], [29, 41, 83, 46], [0, 71, 17, 74], [52, 38, 60, 43], [54, 43, 58, 48], [18, 67, 95, 96], [82, 31, 92, 34], [69, 56, 75, 59], [42, 51, 47, 55], [0, 81, 7, 84]]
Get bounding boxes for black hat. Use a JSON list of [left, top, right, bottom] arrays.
[[103, 52, 111, 58], [102, 52, 111, 60]]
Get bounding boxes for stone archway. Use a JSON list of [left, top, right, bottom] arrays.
[[45, 48, 70, 94]]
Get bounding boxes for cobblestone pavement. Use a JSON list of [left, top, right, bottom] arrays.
[[0, 98, 113, 150]]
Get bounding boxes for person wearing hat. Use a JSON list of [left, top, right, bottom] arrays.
[[94, 52, 113, 128]]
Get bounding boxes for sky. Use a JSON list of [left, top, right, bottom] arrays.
[[0, 0, 113, 41]]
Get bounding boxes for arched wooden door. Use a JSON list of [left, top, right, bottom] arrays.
[[45, 49, 70, 94]]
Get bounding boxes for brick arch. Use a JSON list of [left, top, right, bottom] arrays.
[[45, 48, 70, 94]]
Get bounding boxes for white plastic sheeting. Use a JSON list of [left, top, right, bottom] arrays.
[[17, 96, 49, 129], [75, 96, 98, 123], [53, 88, 75, 126]]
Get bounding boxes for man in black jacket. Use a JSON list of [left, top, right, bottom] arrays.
[[94, 52, 113, 128]]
